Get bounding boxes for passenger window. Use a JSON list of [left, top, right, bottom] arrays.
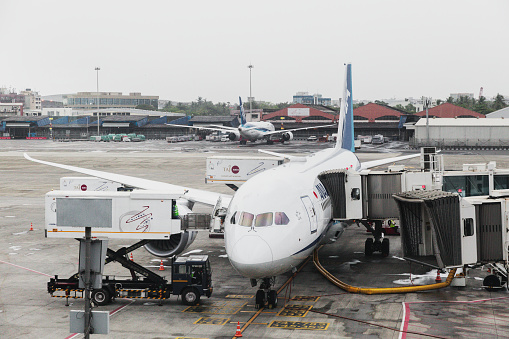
[[464, 218, 474, 236], [230, 211, 237, 224], [275, 212, 290, 225], [239, 212, 254, 227], [255, 212, 273, 227], [178, 265, 187, 274]]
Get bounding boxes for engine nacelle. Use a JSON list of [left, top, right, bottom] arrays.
[[229, 131, 241, 141], [320, 221, 346, 245], [281, 131, 293, 142], [144, 231, 197, 257]]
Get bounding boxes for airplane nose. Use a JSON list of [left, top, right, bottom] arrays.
[[229, 235, 273, 278]]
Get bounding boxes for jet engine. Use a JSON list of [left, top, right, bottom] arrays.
[[281, 131, 293, 142], [144, 231, 197, 257], [229, 131, 241, 141]]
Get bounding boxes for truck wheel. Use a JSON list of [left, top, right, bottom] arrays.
[[182, 288, 200, 306], [92, 288, 111, 306]]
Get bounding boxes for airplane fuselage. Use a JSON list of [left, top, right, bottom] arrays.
[[224, 147, 360, 279], [238, 122, 275, 142]]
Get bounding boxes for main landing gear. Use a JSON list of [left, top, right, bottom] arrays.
[[362, 220, 390, 257], [251, 277, 278, 309]]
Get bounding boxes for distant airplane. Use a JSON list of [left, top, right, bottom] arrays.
[[168, 97, 336, 145]]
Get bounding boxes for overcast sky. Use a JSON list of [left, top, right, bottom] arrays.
[[1, 0, 508, 104]]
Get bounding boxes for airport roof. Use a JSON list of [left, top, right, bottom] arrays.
[[486, 106, 509, 118], [414, 117, 509, 127], [415, 103, 484, 118], [189, 116, 236, 123], [353, 103, 406, 122]]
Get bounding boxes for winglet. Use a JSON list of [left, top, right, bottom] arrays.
[[335, 63, 354, 152], [239, 96, 246, 125]]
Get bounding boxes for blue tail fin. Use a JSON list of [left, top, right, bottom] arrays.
[[335, 63, 354, 152], [239, 96, 246, 125]]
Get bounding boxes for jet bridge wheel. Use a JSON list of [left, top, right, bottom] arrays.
[[483, 274, 503, 291], [365, 238, 374, 256], [381, 238, 390, 257]]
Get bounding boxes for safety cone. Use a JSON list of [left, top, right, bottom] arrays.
[[159, 260, 165, 271], [29, 222, 33, 231], [435, 270, 442, 283], [234, 321, 242, 337], [129, 252, 133, 261]]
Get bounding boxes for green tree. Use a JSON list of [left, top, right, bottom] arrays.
[[493, 94, 507, 111], [404, 103, 416, 113]]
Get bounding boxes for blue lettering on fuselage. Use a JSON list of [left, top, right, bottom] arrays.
[[315, 183, 329, 200]]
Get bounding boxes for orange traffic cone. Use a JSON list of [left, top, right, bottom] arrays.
[[234, 321, 242, 337], [159, 260, 165, 271], [29, 222, 33, 231], [435, 270, 442, 283], [130, 252, 133, 261]]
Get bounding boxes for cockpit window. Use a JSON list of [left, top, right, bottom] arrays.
[[275, 212, 290, 225], [255, 212, 273, 227], [230, 211, 237, 224], [239, 212, 254, 227]]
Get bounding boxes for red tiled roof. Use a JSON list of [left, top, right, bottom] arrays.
[[353, 103, 405, 122], [415, 103, 484, 118]]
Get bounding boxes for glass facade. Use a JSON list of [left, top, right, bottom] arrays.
[[66, 94, 158, 109]]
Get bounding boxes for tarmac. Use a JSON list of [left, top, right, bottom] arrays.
[[1, 139, 509, 338]]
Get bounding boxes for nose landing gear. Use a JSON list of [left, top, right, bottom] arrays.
[[253, 277, 278, 309]]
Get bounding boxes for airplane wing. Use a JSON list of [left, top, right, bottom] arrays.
[[360, 153, 420, 170], [166, 124, 237, 133], [261, 124, 337, 137], [23, 153, 232, 208]]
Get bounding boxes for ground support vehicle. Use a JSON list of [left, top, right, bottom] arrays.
[[47, 240, 212, 306]]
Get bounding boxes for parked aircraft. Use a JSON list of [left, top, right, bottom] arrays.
[[24, 63, 418, 309], [167, 97, 335, 145]]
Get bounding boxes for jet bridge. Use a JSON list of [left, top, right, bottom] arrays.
[[393, 189, 509, 289]]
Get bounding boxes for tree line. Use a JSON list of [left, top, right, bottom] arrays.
[[353, 94, 507, 115], [137, 94, 507, 116]]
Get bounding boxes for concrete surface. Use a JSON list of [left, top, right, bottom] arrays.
[[1, 139, 508, 338]]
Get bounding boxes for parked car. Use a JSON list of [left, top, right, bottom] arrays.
[[307, 135, 317, 141]]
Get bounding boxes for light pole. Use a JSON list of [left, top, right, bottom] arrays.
[[248, 64, 254, 116], [95, 67, 100, 136]]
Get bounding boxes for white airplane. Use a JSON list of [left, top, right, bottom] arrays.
[[24, 63, 419, 309], [168, 97, 335, 145]]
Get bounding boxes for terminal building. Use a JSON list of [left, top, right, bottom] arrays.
[[64, 92, 159, 111]]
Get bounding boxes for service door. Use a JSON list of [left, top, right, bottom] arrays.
[[460, 199, 477, 265], [301, 196, 318, 234]]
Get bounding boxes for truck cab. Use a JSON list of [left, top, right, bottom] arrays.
[[172, 255, 213, 305]]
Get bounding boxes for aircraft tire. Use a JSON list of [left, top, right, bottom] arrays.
[[267, 290, 278, 309], [365, 238, 374, 256], [381, 238, 390, 257], [255, 290, 265, 309]]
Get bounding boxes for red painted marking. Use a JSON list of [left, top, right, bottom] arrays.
[[313, 191, 318, 199], [0, 259, 54, 277], [80, 184, 87, 191], [232, 165, 240, 174]]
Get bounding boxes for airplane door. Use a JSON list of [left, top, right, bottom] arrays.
[[301, 196, 318, 234]]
